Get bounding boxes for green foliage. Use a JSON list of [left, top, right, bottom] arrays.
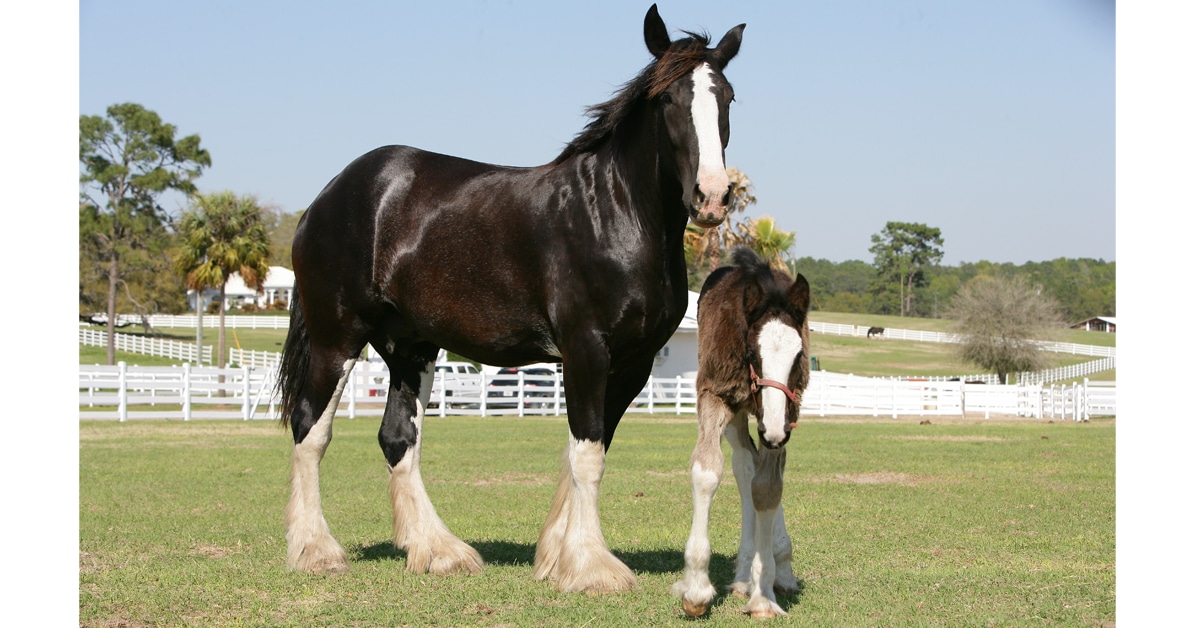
[[869, 222, 945, 317], [948, 274, 1066, 382], [80, 103, 211, 363], [263, 206, 302, 268], [79, 417, 1114, 626], [175, 191, 272, 367]]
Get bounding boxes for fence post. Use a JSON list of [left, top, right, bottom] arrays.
[[437, 371, 446, 418], [1082, 378, 1090, 422], [647, 377, 654, 414], [347, 368, 357, 419], [676, 375, 683, 415], [241, 365, 252, 420], [182, 362, 191, 421], [517, 371, 526, 418], [554, 370, 562, 416], [117, 361, 128, 422]]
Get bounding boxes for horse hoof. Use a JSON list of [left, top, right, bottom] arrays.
[[681, 599, 710, 617], [747, 608, 782, 619], [728, 581, 751, 599]]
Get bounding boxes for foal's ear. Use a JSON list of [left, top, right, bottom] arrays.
[[711, 23, 746, 69], [743, 279, 767, 320], [644, 4, 671, 60], [787, 273, 811, 317]]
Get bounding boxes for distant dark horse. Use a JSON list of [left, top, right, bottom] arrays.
[[277, 5, 745, 594], [674, 247, 810, 618], [867, 326, 885, 339]]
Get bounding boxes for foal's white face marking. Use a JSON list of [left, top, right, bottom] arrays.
[[757, 318, 803, 446], [690, 63, 730, 206]]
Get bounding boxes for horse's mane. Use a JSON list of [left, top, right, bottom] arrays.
[[554, 32, 712, 164]]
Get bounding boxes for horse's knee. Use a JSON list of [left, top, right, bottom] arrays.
[[379, 409, 418, 468]]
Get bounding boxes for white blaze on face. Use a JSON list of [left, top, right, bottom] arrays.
[[690, 63, 729, 212], [757, 319, 803, 445]]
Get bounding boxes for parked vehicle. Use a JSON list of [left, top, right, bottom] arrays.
[[487, 366, 558, 409], [430, 362, 482, 409]]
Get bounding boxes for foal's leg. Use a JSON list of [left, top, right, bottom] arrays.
[[380, 356, 483, 575], [534, 349, 639, 593], [724, 417, 759, 597], [286, 356, 357, 574], [743, 447, 788, 618], [673, 393, 733, 617]]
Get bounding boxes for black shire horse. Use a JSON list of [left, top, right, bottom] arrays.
[[277, 5, 745, 594]]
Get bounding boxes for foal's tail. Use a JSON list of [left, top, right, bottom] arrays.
[[276, 288, 310, 428]]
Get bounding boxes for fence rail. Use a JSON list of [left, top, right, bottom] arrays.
[[82, 313, 291, 330], [79, 329, 212, 364], [80, 362, 1114, 422], [807, 322, 1116, 358]]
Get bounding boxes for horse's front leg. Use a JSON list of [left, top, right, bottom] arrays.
[[672, 393, 732, 617], [381, 359, 482, 575], [744, 447, 789, 618], [724, 418, 759, 597], [533, 342, 636, 592]]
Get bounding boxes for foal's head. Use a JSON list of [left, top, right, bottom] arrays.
[[643, 5, 745, 228], [740, 254, 811, 449]]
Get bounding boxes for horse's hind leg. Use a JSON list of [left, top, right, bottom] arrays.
[[286, 355, 358, 574], [378, 347, 482, 575], [673, 392, 733, 617]]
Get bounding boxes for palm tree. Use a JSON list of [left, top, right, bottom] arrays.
[[174, 191, 271, 368], [734, 215, 795, 272]]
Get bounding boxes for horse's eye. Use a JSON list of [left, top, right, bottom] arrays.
[[662, 94, 673, 105]]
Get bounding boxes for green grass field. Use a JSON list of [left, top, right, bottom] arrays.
[[79, 415, 1114, 626]]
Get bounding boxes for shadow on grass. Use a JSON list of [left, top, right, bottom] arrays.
[[351, 540, 750, 579]]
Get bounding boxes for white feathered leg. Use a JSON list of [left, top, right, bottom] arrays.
[[673, 394, 731, 616]]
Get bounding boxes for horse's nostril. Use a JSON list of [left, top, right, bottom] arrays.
[[721, 185, 732, 207], [694, 184, 706, 207]]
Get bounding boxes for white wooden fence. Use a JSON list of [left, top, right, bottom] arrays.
[[79, 329, 212, 364], [808, 322, 1117, 358], [79, 362, 1114, 422], [83, 313, 291, 330]]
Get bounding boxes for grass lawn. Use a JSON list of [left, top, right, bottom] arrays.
[[80, 415, 1115, 626]]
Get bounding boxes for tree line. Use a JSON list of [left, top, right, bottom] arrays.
[[793, 253, 1115, 324]]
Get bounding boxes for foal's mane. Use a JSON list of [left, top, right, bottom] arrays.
[[554, 32, 712, 164], [731, 247, 788, 321]]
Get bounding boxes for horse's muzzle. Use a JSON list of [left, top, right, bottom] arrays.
[[689, 183, 732, 227]]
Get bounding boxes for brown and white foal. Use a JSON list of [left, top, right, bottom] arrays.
[[673, 247, 811, 618]]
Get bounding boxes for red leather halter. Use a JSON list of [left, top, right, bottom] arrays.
[[749, 363, 799, 428]]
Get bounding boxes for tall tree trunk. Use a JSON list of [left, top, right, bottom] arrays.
[[706, 227, 721, 271], [106, 251, 119, 365], [218, 285, 227, 368]]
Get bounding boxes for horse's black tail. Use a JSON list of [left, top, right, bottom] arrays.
[[276, 288, 310, 429]]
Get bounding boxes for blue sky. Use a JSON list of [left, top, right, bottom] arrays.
[[76, 0, 1115, 265]]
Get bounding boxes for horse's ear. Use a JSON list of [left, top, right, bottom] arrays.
[[787, 272, 811, 318], [743, 279, 767, 319], [644, 4, 671, 60], [711, 23, 745, 69]]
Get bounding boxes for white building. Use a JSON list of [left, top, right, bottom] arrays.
[[651, 291, 700, 380], [186, 266, 295, 312]]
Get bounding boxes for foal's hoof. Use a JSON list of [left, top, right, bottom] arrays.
[[743, 598, 787, 619], [681, 599, 710, 618]]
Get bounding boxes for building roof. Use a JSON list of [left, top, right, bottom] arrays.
[[1073, 316, 1117, 326], [188, 266, 295, 297]]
